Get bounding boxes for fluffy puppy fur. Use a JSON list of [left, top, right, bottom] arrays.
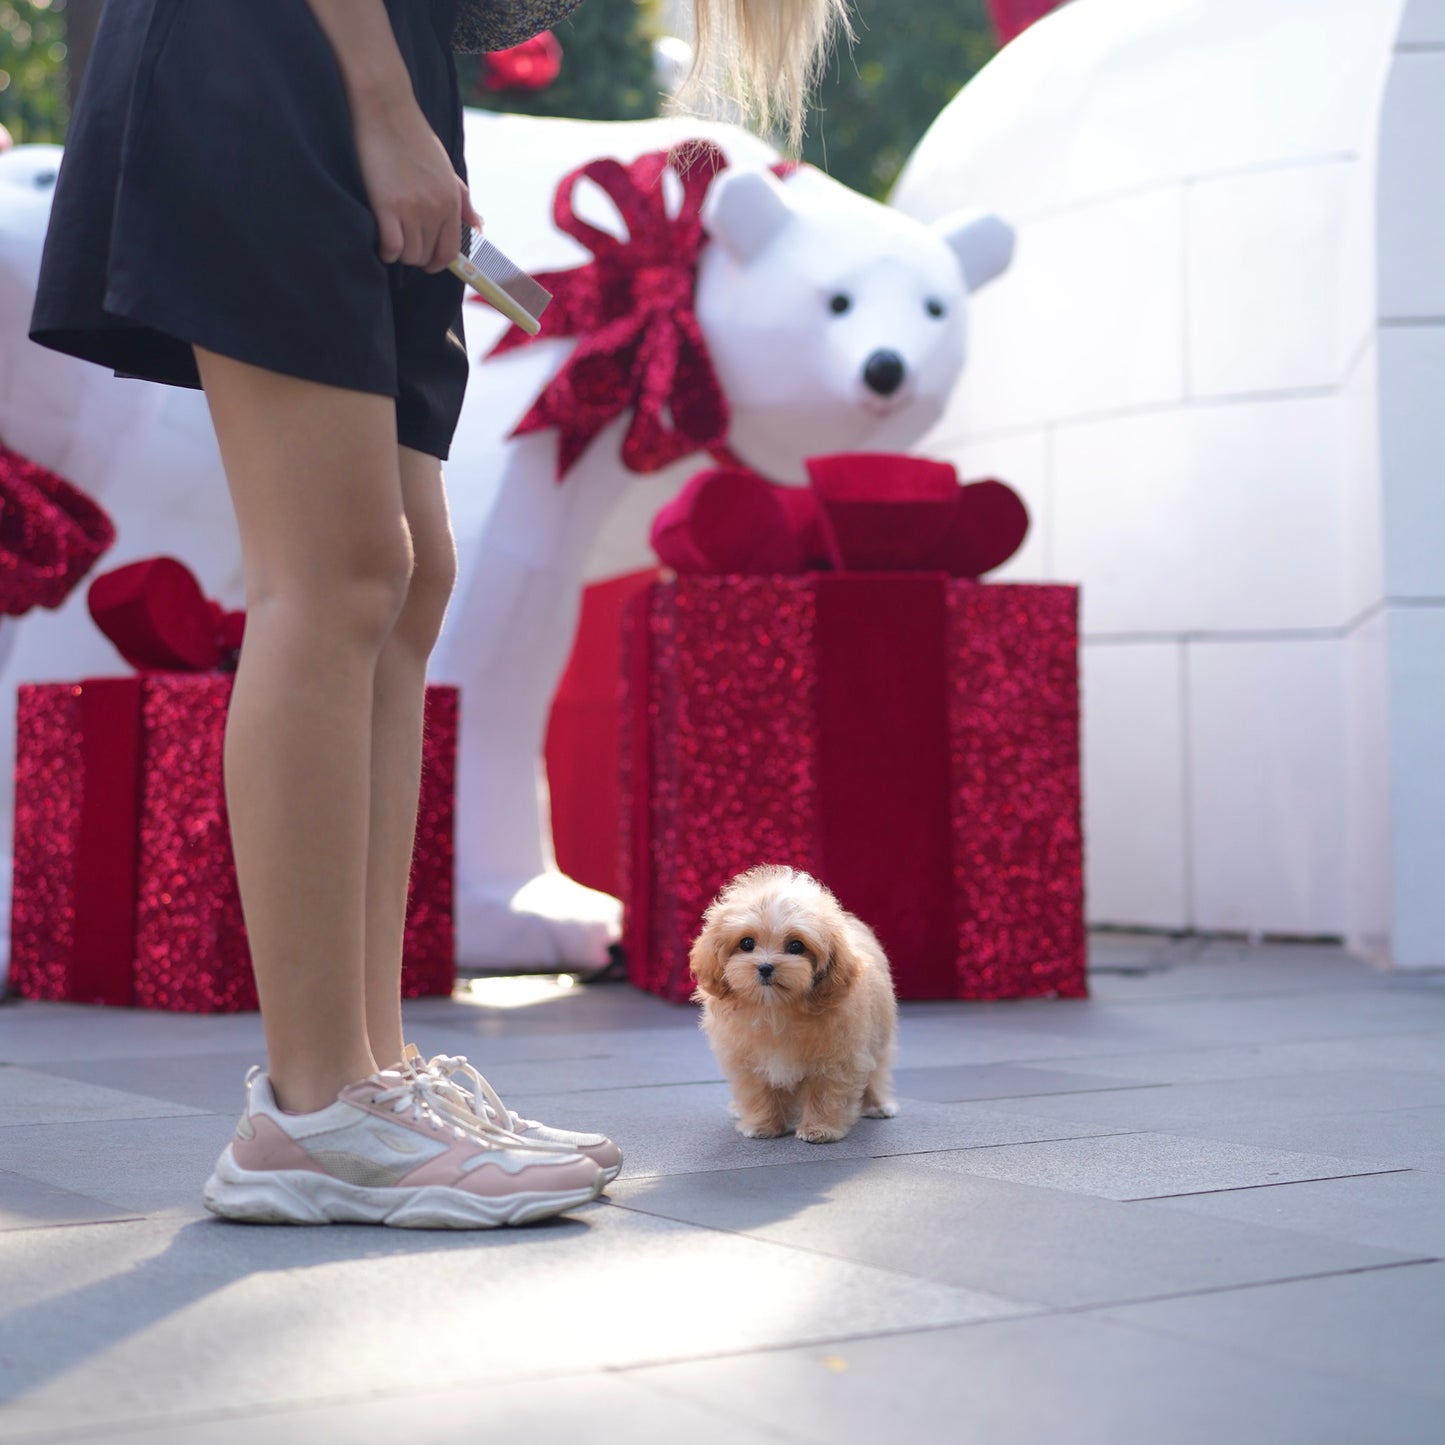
[[690, 865, 898, 1143]]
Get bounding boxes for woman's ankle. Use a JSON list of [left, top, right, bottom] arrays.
[[268, 1055, 379, 1114]]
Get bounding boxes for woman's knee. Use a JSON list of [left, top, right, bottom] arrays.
[[249, 524, 416, 653], [393, 525, 457, 658]]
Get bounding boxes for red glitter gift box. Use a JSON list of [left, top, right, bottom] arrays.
[[622, 574, 1086, 1003], [8, 561, 457, 1012]]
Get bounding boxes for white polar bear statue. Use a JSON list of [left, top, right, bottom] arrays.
[[0, 110, 1013, 978]]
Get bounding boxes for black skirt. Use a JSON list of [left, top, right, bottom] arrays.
[[29, 0, 470, 459]]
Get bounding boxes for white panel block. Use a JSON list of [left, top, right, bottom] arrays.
[[1080, 641, 1188, 929], [1344, 611, 1392, 963], [1188, 638, 1348, 937], [894, 0, 1405, 224], [1377, 324, 1445, 597], [1398, 0, 1445, 49], [937, 189, 1186, 438], [1054, 398, 1348, 635], [1387, 604, 1445, 969], [923, 428, 1053, 582], [1339, 338, 1384, 621], [1376, 52, 1445, 319], [1186, 162, 1362, 397]]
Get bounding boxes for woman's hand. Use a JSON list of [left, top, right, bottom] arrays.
[[301, 0, 484, 274], [351, 92, 485, 274]]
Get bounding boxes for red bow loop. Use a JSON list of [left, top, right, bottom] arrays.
[[486, 143, 735, 480], [0, 441, 115, 616], [87, 557, 245, 674]]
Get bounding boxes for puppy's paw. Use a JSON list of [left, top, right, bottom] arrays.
[[796, 1123, 848, 1144], [737, 1122, 789, 1139], [862, 1101, 899, 1119]]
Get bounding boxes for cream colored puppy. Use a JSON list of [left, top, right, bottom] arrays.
[[690, 865, 899, 1143]]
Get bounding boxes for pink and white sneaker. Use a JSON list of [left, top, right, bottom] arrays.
[[203, 1067, 604, 1228], [400, 1045, 624, 1186]]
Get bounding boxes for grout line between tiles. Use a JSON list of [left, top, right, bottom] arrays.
[[1127, 1167, 1417, 1202]]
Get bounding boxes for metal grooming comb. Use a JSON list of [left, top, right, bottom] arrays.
[[448, 225, 553, 336]]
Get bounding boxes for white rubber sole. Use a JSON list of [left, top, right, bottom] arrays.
[[202, 1148, 602, 1229]]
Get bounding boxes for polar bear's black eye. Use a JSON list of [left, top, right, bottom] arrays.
[[33, 171, 57, 189], [829, 293, 852, 315], [926, 298, 946, 318], [739, 936, 756, 952], [785, 939, 807, 955]]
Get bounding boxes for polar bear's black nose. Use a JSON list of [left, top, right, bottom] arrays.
[[863, 350, 906, 397]]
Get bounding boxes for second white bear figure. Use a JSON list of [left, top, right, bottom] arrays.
[[430, 114, 1013, 971]]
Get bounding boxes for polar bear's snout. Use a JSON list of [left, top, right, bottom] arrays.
[[862, 349, 906, 398]]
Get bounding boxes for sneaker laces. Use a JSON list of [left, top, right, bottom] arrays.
[[401, 1048, 530, 1133], [368, 1070, 560, 1155]]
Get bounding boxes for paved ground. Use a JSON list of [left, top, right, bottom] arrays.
[[1, 935, 1443, 1444]]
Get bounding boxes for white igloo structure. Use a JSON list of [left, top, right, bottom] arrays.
[[892, 0, 1444, 967]]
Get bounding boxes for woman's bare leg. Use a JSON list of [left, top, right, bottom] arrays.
[[194, 346, 413, 1114], [363, 444, 457, 1070]]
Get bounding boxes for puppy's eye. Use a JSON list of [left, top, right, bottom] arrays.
[[738, 937, 756, 953], [926, 298, 946, 319], [828, 292, 852, 315], [785, 939, 807, 955]]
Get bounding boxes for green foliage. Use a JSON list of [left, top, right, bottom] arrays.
[[455, 0, 661, 123], [0, 0, 69, 143], [802, 0, 998, 199]]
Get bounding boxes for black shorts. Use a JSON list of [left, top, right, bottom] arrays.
[[29, 0, 469, 460]]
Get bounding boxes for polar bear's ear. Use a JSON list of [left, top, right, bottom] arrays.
[[937, 211, 1015, 292], [702, 169, 795, 263]]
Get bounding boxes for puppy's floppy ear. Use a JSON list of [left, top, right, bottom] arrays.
[[807, 907, 863, 1010], [688, 917, 731, 1000]]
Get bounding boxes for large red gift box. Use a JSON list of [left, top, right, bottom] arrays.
[[622, 574, 1085, 1003], [9, 675, 457, 1012]]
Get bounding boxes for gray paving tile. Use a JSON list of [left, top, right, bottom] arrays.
[[1095, 1261, 1445, 1401], [0, 1114, 235, 1214], [1155, 1167, 1445, 1256], [890, 1063, 1156, 1103], [0, 1205, 1024, 1430], [1145, 1106, 1445, 1172], [0, 1002, 267, 1065], [0, 1065, 207, 1127], [4, 1373, 812, 1445], [1037, 1032, 1445, 1085], [4, 1058, 244, 1120], [625, 1311, 1444, 1445], [608, 1155, 1418, 1309], [979, 1070, 1445, 1132], [0, 1169, 138, 1231], [510, 1082, 1132, 1179], [915, 1131, 1402, 1200]]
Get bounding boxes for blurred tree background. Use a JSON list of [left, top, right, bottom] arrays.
[[455, 0, 662, 123], [803, 0, 998, 198], [0, 0, 70, 143]]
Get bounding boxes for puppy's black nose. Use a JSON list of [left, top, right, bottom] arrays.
[[756, 963, 775, 982], [863, 349, 906, 397]]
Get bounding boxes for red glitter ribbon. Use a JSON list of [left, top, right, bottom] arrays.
[[87, 557, 245, 673], [488, 144, 735, 479], [0, 440, 115, 617]]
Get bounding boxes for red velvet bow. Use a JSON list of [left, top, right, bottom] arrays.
[[0, 440, 116, 617], [488, 144, 735, 480], [482, 32, 562, 91], [650, 453, 1031, 579], [87, 557, 245, 673]]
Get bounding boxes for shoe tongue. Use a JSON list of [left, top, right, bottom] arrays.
[[402, 1043, 423, 1064]]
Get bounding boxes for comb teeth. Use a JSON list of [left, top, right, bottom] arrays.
[[461, 228, 552, 320]]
